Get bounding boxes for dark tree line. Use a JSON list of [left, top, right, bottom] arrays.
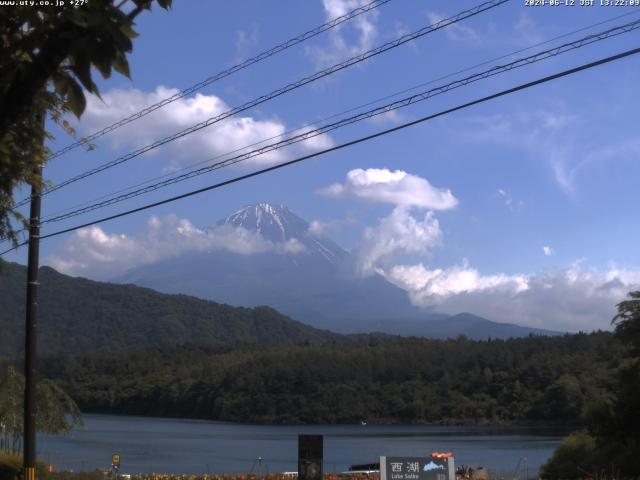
[[37, 331, 621, 426]]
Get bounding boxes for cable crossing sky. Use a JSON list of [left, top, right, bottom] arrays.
[[38, 8, 640, 224], [15, 0, 508, 208], [44, 0, 394, 162], [37, 18, 640, 225], [3, 44, 639, 256]]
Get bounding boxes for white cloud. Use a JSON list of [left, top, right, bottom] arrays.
[[426, 11, 478, 42], [81, 86, 332, 168], [386, 261, 529, 300], [321, 168, 458, 210], [357, 206, 442, 275], [45, 214, 307, 280], [306, 0, 380, 68], [543, 245, 555, 256], [382, 260, 640, 332], [296, 125, 336, 151]]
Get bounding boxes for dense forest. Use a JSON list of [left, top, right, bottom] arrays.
[[37, 332, 620, 426]]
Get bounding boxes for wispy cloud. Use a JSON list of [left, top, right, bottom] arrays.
[[234, 24, 260, 63], [454, 109, 623, 197], [551, 139, 640, 197], [367, 108, 406, 126], [512, 11, 543, 45], [426, 11, 478, 42], [308, 214, 357, 237], [496, 188, 523, 213], [305, 0, 380, 68]]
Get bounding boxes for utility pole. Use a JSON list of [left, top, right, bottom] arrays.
[[24, 159, 43, 480]]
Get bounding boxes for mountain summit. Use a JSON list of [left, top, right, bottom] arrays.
[[220, 203, 308, 242], [119, 201, 422, 331], [216, 203, 347, 266], [117, 203, 561, 339]]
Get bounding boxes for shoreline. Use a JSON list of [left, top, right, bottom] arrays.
[[69, 411, 580, 430]]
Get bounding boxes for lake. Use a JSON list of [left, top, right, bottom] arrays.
[[37, 414, 569, 477]]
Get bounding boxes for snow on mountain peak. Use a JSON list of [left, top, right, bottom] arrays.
[[216, 203, 347, 264]]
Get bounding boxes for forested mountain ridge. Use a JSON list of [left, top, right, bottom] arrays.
[[38, 331, 621, 425], [0, 259, 560, 359], [0, 260, 341, 356]]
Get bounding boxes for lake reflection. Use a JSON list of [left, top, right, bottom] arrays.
[[38, 414, 569, 477]]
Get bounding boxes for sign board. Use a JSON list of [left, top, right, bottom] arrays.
[[112, 453, 120, 467], [298, 435, 323, 480], [380, 456, 454, 480]]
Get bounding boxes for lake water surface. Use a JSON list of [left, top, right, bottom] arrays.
[[38, 414, 569, 477]]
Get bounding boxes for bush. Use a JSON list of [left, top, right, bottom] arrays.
[[540, 430, 599, 479]]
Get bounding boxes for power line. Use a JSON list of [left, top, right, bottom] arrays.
[[38, 8, 640, 224], [3, 45, 638, 256], [15, 0, 508, 208], [38, 18, 640, 225], [45, 0, 393, 162]]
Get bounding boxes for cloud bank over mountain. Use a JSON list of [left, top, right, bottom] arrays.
[[45, 200, 640, 332], [46, 214, 305, 280], [390, 262, 640, 332], [318, 168, 640, 331], [41, 163, 640, 333]]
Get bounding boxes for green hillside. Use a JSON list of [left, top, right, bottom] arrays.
[[0, 261, 339, 356]]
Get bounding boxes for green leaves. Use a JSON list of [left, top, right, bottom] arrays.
[[52, 70, 86, 117], [0, 0, 172, 243], [613, 290, 640, 355], [112, 50, 131, 78], [0, 366, 83, 453], [541, 290, 640, 479], [66, 76, 87, 118]]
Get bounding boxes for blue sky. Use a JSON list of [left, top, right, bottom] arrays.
[[5, 0, 640, 331]]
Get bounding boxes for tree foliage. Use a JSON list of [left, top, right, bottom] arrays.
[[37, 332, 620, 426], [542, 291, 640, 479], [0, 0, 171, 244], [0, 366, 82, 454], [538, 430, 599, 480], [612, 290, 640, 356]]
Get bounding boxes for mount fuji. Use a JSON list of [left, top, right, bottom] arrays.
[[116, 203, 560, 338]]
